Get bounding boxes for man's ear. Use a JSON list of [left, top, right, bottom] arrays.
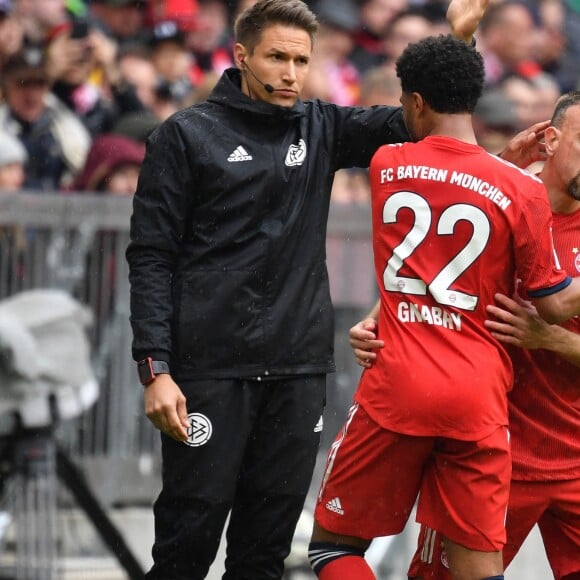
[[412, 92, 425, 115], [233, 43, 247, 69], [544, 125, 559, 157]]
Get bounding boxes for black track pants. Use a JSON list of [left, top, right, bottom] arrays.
[[145, 375, 326, 580]]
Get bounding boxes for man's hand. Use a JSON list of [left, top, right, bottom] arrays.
[[485, 292, 550, 349], [499, 120, 550, 169], [45, 31, 89, 81], [144, 374, 190, 441], [349, 318, 384, 368], [447, 0, 489, 43], [89, 29, 120, 85]]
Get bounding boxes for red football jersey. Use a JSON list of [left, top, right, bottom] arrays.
[[356, 136, 570, 440], [509, 207, 580, 480]]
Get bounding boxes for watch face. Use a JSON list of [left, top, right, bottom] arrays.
[[137, 359, 169, 384], [137, 358, 154, 385]]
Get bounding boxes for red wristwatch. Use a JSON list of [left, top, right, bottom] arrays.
[[137, 357, 170, 385]]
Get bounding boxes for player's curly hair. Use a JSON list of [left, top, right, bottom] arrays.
[[396, 34, 484, 114]]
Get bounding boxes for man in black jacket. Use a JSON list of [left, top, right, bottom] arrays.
[[126, 0, 536, 578]]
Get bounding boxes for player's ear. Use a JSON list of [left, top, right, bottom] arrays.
[[233, 43, 247, 69], [544, 125, 559, 157], [412, 92, 425, 115]]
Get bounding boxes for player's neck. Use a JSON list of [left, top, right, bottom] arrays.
[[428, 114, 477, 145]]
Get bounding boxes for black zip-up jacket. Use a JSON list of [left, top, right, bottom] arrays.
[[127, 68, 409, 381]]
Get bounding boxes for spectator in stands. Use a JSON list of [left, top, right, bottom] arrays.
[[186, 0, 233, 86], [523, 0, 578, 93], [0, 130, 27, 191], [532, 0, 567, 86], [89, 0, 148, 46], [382, 8, 432, 71], [561, 0, 580, 92], [0, 48, 91, 191], [112, 110, 161, 143], [0, 0, 24, 71], [496, 74, 559, 130], [12, 0, 69, 46], [188, 70, 220, 104], [115, 41, 188, 120], [531, 71, 563, 124], [145, 0, 199, 33], [70, 133, 145, 195], [359, 65, 401, 107], [310, 0, 361, 106], [0, 130, 27, 273], [350, 0, 408, 73], [116, 43, 159, 113], [479, 1, 542, 86], [473, 87, 520, 154], [46, 19, 146, 136], [149, 20, 196, 113]]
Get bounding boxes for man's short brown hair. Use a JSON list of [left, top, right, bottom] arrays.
[[234, 0, 318, 53]]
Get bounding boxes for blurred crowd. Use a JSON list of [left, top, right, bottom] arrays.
[[0, 0, 578, 201]]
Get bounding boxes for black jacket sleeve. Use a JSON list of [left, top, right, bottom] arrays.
[[126, 117, 195, 363], [333, 105, 410, 169]]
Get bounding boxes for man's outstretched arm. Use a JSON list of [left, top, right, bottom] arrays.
[[447, 0, 489, 43]]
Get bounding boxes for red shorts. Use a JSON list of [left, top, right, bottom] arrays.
[[506, 479, 580, 578], [408, 478, 580, 579], [314, 402, 510, 551]]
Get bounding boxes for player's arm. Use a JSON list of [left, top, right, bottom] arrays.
[[485, 293, 580, 367], [349, 300, 384, 368], [446, 0, 489, 43], [531, 277, 580, 324]]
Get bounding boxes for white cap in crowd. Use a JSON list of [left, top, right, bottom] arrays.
[[0, 132, 28, 168]]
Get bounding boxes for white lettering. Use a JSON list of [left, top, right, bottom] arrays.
[[410, 303, 423, 323], [398, 301, 409, 322], [442, 310, 454, 329], [381, 168, 394, 182], [395, 166, 449, 183], [397, 302, 462, 331], [498, 196, 511, 210], [421, 305, 433, 325], [431, 307, 443, 326], [450, 171, 511, 211]]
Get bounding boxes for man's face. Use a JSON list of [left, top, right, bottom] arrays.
[[104, 163, 141, 196], [151, 40, 191, 83], [90, 1, 143, 39], [484, 5, 535, 66], [236, 24, 312, 108], [555, 105, 580, 201], [0, 162, 25, 191], [119, 55, 157, 108], [5, 76, 48, 123]]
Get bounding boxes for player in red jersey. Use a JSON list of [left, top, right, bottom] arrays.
[[308, 36, 580, 580], [405, 91, 580, 580]]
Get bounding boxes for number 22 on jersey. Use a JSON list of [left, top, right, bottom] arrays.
[[382, 191, 491, 312]]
